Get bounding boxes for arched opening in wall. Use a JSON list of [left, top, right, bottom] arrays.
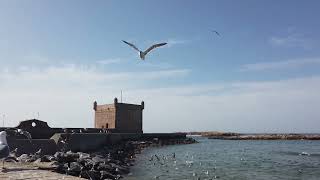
[[102, 126, 104, 128], [106, 123, 109, 129], [32, 122, 36, 128]]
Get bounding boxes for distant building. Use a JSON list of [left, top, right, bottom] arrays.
[[93, 98, 144, 133]]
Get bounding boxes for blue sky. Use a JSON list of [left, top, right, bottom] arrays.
[[0, 1, 320, 133]]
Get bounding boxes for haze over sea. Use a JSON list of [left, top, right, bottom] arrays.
[[125, 137, 320, 180]]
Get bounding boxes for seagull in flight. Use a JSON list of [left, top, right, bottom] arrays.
[[122, 40, 167, 60], [211, 30, 220, 36]]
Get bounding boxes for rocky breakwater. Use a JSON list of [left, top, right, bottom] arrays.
[[206, 133, 320, 140], [13, 137, 196, 180]]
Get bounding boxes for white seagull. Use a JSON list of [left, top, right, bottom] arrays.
[[0, 131, 10, 170], [122, 40, 167, 60], [0, 129, 32, 170], [17, 129, 32, 143]]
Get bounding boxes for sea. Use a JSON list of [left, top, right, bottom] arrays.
[[124, 136, 320, 180]]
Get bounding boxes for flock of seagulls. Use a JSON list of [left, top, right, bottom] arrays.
[[122, 30, 220, 60], [148, 152, 219, 180]]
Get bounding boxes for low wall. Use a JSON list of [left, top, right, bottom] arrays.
[[7, 139, 57, 155], [0, 119, 117, 139], [6, 132, 187, 154], [50, 133, 186, 152]]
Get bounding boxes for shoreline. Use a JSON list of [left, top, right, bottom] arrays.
[[185, 131, 320, 140], [8, 137, 197, 180]]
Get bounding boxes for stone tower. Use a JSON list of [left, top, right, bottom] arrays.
[[93, 98, 144, 133]]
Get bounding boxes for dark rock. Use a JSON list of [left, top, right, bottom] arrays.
[[69, 162, 81, 173], [92, 156, 106, 164], [116, 166, 130, 174], [96, 163, 112, 171], [40, 155, 53, 162], [77, 157, 88, 167], [79, 170, 89, 179], [92, 162, 101, 171], [87, 170, 101, 180], [54, 152, 64, 162], [54, 151, 79, 163], [78, 152, 90, 159], [100, 170, 117, 179], [56, 163, 68, 173], [47, 138, 196, 179], [65, 151, 80, 161], [84, 159, 94, 169]]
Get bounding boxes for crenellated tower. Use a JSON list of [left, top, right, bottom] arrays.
[[93, 98, 144, 133]]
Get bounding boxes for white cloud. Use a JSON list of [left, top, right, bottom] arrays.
[[0, 64, 191, 128], [0, 65, 190, 92], [166, 39, 190, 47], [145, 38, 191, 48], [269, 33, 312, 49], [130, 76, 320, 133], [240, 58, 320, 71], [138, 61, 174, 69], [96, 58, 122, 65], [1, 64, 320, 133]]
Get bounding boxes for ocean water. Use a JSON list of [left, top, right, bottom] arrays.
[[124, 137, 320, 180]]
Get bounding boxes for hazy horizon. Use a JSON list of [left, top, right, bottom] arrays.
[[1, 0, 320, 133]]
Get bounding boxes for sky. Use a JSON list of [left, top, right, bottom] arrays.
[[0, 0, 320, 133]]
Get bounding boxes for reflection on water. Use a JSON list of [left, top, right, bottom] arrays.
[[124, 137, 320, 180]]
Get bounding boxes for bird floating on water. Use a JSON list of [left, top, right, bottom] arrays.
[[299, 152, 310, 156], [122, 40, 167, 60]]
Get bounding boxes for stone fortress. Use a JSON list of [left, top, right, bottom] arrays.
[[93, 98, 144, 133], [0, 98, 186, 155], [0, 99, 191, 180]]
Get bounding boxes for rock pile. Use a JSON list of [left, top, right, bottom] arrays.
[[13, 138, 196, 180]]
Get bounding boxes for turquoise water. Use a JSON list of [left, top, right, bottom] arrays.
[[124, 137, 320, 180]]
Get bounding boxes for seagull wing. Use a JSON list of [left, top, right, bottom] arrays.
[[144, 43, 167, 55], [122, 40, 140, 52], [23, 131, 32, 140], [35, 148, 42, 155], [212, 30, 220, 36], [18, 129, 32, 143], [0, 144, 9, 159]]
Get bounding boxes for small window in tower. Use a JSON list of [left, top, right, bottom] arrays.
[[106, 123, 109, 128], [102, 125, 104, 128]]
